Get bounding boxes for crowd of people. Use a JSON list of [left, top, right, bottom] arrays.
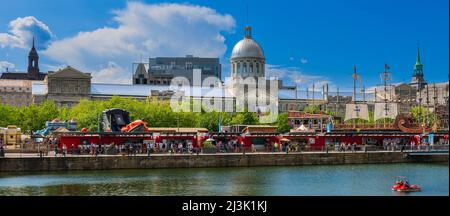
[[333, 142, 358, 152], [147, 141, 197, 154], [383, 138, 405, 151], [383, 138, 437, 152], [11, 135, 449, 158]]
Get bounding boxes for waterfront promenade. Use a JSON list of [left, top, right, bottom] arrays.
[[2, 148, 448, 158], [0, 149, 447, 172]]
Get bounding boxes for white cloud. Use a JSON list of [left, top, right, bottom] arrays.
[[94, 61, 130, 84], [0, 61, 15, 72], [42, 2, 236, 84], [0, 16, 54, 49], [266, 64, 331, 89], [41, 63, 68, 72], [300, 57, 308, 64]]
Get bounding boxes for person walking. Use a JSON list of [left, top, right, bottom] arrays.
[[94, 144, 98, 157], [0, 144, 5, 158], [54, 145, 58, 158], [178, 143, 183, 154], [62, 144, 67, 157]]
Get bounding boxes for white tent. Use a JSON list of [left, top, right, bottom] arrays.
[[298, 124, 307, 131]]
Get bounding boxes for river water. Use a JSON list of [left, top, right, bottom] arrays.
[[0, 163, 447, 196]]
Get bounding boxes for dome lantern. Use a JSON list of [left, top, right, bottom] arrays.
[[244, 26, 252, 39]]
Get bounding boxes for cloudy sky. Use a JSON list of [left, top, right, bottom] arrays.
[[0, 0, 448, 90]]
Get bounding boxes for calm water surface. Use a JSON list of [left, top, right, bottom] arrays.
[[0, 163, 448, 196]]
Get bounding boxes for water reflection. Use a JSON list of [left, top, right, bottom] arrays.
[[0, 163, 448, 196]]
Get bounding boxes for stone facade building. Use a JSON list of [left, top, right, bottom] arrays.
[[34, 66, 91, 107], [0, 80, 32, 107], [0, 39, 46, 107]]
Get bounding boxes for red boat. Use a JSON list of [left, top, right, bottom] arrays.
[[391, 176, 421, 192]]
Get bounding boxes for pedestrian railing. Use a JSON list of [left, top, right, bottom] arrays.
[[3, 144, 448, 158]]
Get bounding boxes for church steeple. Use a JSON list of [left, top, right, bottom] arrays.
[[414, 47, 423, 69], [416, 47, 422, 65], [411, 45, 426, 89], [27, 36, 40, 79]]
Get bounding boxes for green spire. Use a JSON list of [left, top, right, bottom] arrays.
[[415, 47, 422, 66], [413, 46, 423, 76]]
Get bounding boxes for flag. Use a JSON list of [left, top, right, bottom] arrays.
[[385, 64, 390, 70]]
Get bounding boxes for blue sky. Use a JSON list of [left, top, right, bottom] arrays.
[[0, 0, 448, 90]]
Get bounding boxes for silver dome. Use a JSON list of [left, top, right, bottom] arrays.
[[231, 38, 265, 59]]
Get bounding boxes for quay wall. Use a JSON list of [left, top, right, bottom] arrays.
[[0, 152, 448, 172]]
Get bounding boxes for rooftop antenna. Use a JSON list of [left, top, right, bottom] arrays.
[[244, 2, 252, 39], [246, 2, 249, 27]]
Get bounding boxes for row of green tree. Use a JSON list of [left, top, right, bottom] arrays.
[[0, 96, 292, 134], [0, 97, 433, 134]]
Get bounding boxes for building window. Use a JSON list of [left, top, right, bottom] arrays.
[[185, 62, 193, 69], [256, 63, 259, 74], [243, 62, 247, 73], [250, 62, 254, 73], [237, 63, 241, 75]]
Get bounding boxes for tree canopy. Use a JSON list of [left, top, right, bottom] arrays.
[[0, 97, 289, 134]]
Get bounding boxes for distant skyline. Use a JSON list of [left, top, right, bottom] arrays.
[[0, 0, 448, 90]]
